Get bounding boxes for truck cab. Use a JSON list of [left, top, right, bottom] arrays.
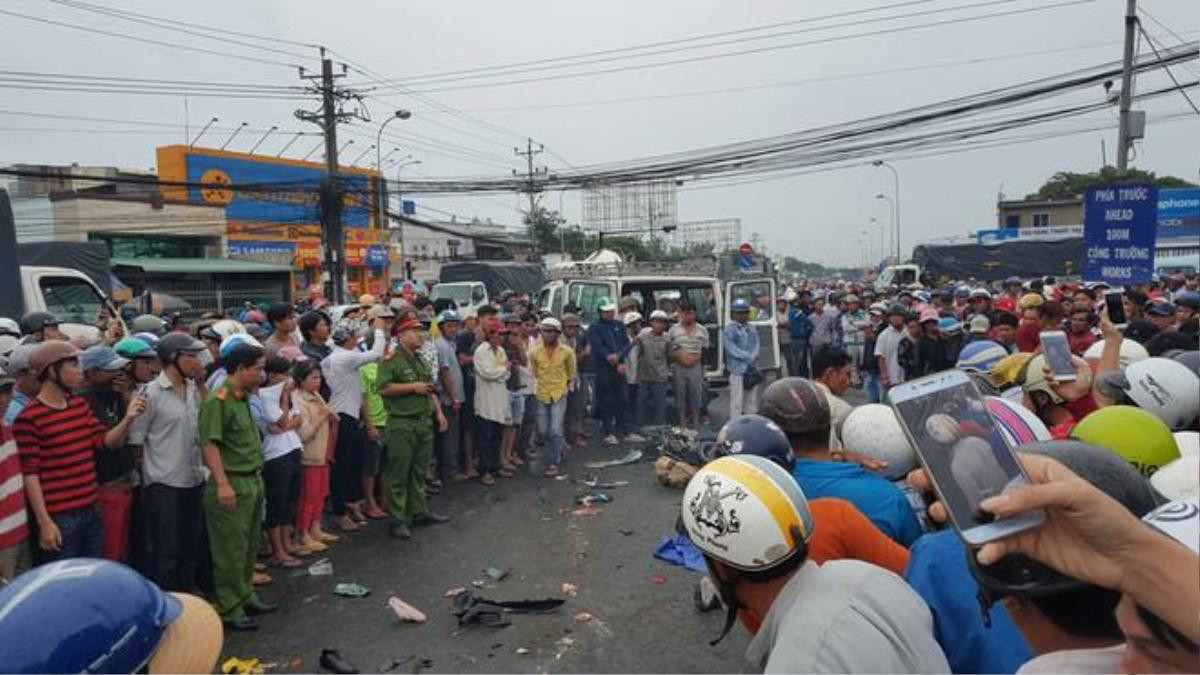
[[429, 281, 487, 317], [20, 266, 113, 343], [874, 263, 921, 290], [539, 260, 780, 384]]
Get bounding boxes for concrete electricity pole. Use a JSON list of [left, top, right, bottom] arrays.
[[515, 138, 547, 255], [296, 50, 369, 304], [1116, 0, 1139, 174]]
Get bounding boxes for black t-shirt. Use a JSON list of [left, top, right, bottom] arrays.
[[80, 385, 135, 484]]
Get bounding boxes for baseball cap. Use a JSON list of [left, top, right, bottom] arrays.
[[597, 298, 617, 312], [1146, 301, 1176, 317], [367, 304, 395, 320], [623, 312, 643, 326], [79, 345, 130, 372], [970, 315, 991, 333]]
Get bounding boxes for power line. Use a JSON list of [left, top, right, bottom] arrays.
[[46, 0, 318, 62], [1137, 6, 1193, 47], [0, 7, 300, 69], [388, 0, 1097, 93], [0, 69, 300, 91], [1137, 23, 1200, 115]]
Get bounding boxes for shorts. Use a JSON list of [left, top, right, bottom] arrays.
[[363, 428, 386, 476], [508, 391, 526, 425]]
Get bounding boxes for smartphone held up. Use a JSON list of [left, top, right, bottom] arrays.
[[1039, 330, 1076, 382], [888, 370, 1045, 545]]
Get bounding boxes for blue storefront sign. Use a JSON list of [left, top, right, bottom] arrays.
[[1157, 187, 1200, 242], [1083, 183, 1159, 285]]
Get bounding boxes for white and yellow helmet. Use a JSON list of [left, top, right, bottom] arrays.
[[680, 455, 814, 572]]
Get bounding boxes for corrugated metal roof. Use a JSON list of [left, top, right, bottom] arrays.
[[111, 257, 293, 274]]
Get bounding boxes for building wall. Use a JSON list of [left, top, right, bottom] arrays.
[[49, 197, 226, 253], [997, 200, 1083, 230]]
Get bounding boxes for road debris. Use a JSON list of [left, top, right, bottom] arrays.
[[561, 582, 579, 597], [388, 595, 427, 623], [576, 493, 611, 506], [484, 566, 509, 582], [307, 558, 333, 576], [573, 611, 593, 623], [570, 506, 601, 517], [443, 586, 467, 598], [651, 574, 667, 584], [333, 582, 371, 598], [318, 648, 358, 674], [585, 449, 643, 469], [221, 657, 264, 675], [452, 590, 565, 628], [516, 647, 531, 655]]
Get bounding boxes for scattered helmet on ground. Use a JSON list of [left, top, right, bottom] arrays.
[[716, 414, 793, 469], [1120, 357, 1200, 430], [838, 404, 916, 480], [986, 396, 1052, 447], [680, 455, 813, 572], [1070, 405, 1179, 477], [1150, 456, 1200, 501], [760, 377, 832, 435], [1083, 338, 1149, 368], [956, 340, 1009, 373], [0, 559, 222, 674]]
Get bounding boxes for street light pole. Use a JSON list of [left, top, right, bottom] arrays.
[[875, 193, 896, 265], [189, 117, 218, 147], [873, 160, 901, 262], [869, 217, 885, 265], [394, 157, 421, 282]]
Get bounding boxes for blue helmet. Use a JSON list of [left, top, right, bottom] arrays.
[[957, 340, 1010, 373], [937, 316, 961, 334], [0, 559, 182, 673], [437, 309, 461, 325], [716, 413, 794, 469], [731, 299, 751, 312]]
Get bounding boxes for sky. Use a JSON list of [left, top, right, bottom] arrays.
[[1, 0, 1197, 267]]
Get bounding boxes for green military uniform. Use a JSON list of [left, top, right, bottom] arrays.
[[378, 349, 434, 525], [199, 383, 265, 620]]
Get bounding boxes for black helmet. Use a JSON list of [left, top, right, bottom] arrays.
[[715, 414, 793, 469], [19, 311, 59, 337], [130, 314, 166, 336], [156, 333, 206, 362]]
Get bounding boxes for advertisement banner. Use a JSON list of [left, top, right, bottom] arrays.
[[1083, 183, 1159, 284], [976, 228, 1021, 244], [1157, 187, 1200, 242]]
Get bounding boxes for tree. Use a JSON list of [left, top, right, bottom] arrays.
[[522, 204, 566, 255], [1026, 166, 1196, 200]]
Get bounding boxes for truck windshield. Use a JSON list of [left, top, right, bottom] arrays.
[[39, 276, 105, 325], [430, 284, 475, 307]]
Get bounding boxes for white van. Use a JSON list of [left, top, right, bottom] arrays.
[[429, 281, 488, 318], [538, 261, 780, 384]]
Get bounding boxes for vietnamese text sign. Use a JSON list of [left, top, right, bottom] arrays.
[[1083, 183, 1158, 285]]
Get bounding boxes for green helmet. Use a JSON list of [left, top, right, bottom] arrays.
[[1070, 405, 1179, 478], [114, 337, 155, 360]]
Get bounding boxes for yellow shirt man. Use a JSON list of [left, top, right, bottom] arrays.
[[529, 341, 577, 404]]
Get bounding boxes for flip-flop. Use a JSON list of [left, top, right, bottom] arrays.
[[270, 557, 304, 569], [388, 595, 427, 623], [498, 469, 515, 478], [481, 474, 496, 486]]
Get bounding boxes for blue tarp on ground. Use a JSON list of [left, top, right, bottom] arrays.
[[654, 535, 708, 573]]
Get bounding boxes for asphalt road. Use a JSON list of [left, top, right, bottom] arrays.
[[222, 432, 749, 674]]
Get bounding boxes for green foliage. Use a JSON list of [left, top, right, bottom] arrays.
[[780, 255, 858, 279], [1026, 166, 1196, 200], [522, 204, 728, 261]]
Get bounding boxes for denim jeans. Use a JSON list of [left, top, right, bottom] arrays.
[[35, 504, 103, 564], [865, 373, 882, 403], [535, 396, 568, 467], [790, 340, 811, 378], [641, 380, 668, 426]]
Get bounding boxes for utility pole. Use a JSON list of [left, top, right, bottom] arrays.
[[1116, 0, 1138, 174], [514, 138, 547, 255], [296, 50, 370, 305]]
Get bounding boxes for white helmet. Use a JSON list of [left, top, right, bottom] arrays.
[[680, 455, 813, 573], [1174, 431, 1199, 459], [0, 318, 19, 338], [209, 319, 246, 341], [838, 404, 916, 480], [218, 332, 263, 359], [1142, 497, 1200, 555], [539, 317, 562, 332], [1083, 339, 1149, 368], [1150, 456, 1200, 501], [622, 312, 643, 326], [986, 396, 1051, 447], [1122, 357, 1200, 430]]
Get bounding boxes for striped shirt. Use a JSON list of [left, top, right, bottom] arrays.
[[13, 396, 106, 515], [0, 425, 28, 549]]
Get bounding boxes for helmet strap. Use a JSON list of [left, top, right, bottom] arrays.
[[707, 565, 744, 646]]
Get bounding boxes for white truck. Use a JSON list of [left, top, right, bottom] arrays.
[[538, 258, 781, 384], [18, 265, 114, 342]]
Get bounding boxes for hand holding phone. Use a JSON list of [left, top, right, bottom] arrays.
[[888, 370, 1045, 545], [1104, 291, 1127, 329], [1039, 330, 1076, 382]]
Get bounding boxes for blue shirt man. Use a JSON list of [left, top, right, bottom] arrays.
[[791, 459, 924, 546], [723, 314, 760, 376]]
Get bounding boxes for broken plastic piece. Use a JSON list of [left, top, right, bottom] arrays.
[[443, 586, 467, 598], [221, 657, 263, 675], [561, 582, 579, 597], [573, 611, 593, 623], [516, 648, 531, 655], [333, 582, 371, 598], [585, 449, 643, 469], [307, 558, 333, 576], [388, 595, 428, 623], [576, 493, 611, 506], [484, 566, 509, 581]]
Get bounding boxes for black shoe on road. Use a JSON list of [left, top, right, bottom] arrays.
[[389, 523, 412, 539], [319, 648, 359, 674], [413, 511, 451, 526], [245, 597, 278, 615]]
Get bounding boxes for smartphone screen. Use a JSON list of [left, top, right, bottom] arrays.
[[890, 371, 1044, 544], [1040, 330, 1076, 381], [1105, 291, 1127, 327]]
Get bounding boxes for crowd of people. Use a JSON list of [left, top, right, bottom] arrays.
[[0, 268, 1197, 673]]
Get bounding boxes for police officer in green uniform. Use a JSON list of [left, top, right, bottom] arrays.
[[378, 315, 450, 540], [199, 342, 276, 631]]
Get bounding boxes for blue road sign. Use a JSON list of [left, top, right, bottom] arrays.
[[1083, 183, 1158, 285]]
